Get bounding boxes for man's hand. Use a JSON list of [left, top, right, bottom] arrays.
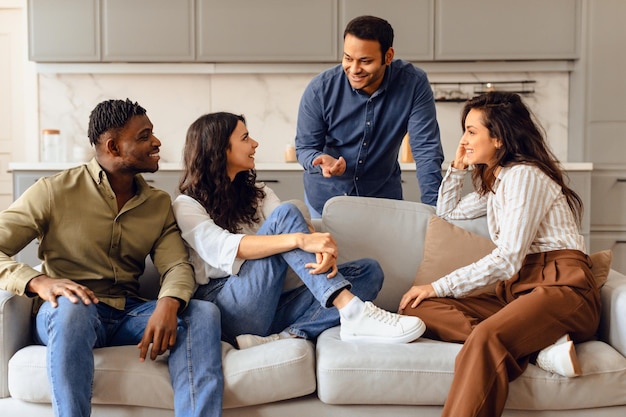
[[138, 297, 180, 362], [312, 154, 346, 178], [27, 275, 99, 308]]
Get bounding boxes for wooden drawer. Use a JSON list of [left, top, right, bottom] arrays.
[[590, 232, 626, 275], [255, 170, 305, 202], [590, 171, 626, 230]]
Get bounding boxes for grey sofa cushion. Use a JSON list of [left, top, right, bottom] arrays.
[[8, 338, 316, 409], [316, 325, 626, 409]]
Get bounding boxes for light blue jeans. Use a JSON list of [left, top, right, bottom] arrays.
[[34, 297, 223, 417], [193, 203, 384, 344]]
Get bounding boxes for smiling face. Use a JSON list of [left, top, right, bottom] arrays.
[[461, 109, 502, 167], [342, 34, 393, 95], [114, 114, 161, 174], [226, 120, 258, 180]]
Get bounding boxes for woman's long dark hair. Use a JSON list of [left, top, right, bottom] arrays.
[[462, 91, 583, 225], [179, 112, 265, 233]]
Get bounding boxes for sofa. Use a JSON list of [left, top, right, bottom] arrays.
[[1, 195, 625, 416]]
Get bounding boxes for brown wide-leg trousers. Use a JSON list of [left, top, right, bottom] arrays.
[[402, 249, 601, 417]]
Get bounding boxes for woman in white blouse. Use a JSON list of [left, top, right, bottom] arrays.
[[173, 112, 425, 349], [399, 92, 601, 417]]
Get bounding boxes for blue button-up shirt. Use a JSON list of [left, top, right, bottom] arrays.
[[295, 59, 444, 214]]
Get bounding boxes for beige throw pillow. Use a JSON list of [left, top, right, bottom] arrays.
[[414, 215, 613, 290], [413, 215, 495, 286], [589, 249, 612, 288]]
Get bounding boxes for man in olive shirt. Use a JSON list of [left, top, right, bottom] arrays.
[[0, 99, 223, 417]]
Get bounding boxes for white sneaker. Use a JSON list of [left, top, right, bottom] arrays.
[[536, 334, 582, 377], [236, 333, 280, 349], [340, 301, 426, 344]]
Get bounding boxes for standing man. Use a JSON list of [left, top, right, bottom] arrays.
[[296, 15, 444, 217], [0, 99, 223, 417]]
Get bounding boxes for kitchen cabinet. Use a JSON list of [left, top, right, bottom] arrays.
[[580, 0, 626, 275], [339, 0, 433, 61], [28, 0, 100, 62], [29, 0, 194, 63], [102, 0, 195, 62], [197, 0, 337, 62], [256, 170, 306, 202], [28, 0, 582, 63], [584, 0, 626, 166], [435, 0, 581, 60], [589, 169, 626, 275]]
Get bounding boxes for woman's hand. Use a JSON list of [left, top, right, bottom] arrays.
[[398, 284, 437, 313], [306, 251, 338, 278], [453, 137, 468, 170]]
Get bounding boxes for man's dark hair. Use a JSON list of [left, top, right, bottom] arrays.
[[344, 15, 394, 61], [87, 98, 146, 146]]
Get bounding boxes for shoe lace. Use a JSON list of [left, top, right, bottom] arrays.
[[366, 304, 400, 326]]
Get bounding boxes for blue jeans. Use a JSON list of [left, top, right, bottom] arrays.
[[34, 297, 223, 417], [193, 203, 384, 344]]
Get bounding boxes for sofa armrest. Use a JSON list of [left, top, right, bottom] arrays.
[[0, 290, 33, 398], [598, 269, 626, 357]]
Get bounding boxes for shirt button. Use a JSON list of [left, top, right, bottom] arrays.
[[363, 142, 367, 146], [359, 160, 363, 164]]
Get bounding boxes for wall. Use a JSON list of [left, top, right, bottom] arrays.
[[36, 66, 569, 166]]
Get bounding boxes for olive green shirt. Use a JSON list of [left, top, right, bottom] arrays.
[[0, 158, 195, 311]]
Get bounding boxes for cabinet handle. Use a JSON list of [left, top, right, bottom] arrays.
[[616, 178, 626, 183], [616, 241, 626, 244], [258, 179, 279, 183]]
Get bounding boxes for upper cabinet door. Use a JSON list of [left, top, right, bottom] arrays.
[[102, 0, 195, 62], [196, 0, 338, 62], [28, 0, 101, 62], [435, 0, 581, 61], [339, 0, 434, 61]]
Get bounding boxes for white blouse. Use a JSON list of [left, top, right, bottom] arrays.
[[431, 164, 585, 298], [172, 185, 281, 284]]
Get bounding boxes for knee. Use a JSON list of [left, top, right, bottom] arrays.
[[47, 297, 98, 328], [275, 202, 302, 220], [187, 299, 221, 324]]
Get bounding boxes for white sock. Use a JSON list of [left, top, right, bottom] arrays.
[[338, 296, 365, 321]]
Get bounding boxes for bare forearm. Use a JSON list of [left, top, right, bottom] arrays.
[[237, 234, 303, 259]]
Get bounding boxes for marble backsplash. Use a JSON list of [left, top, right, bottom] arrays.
[[37, 68, 569, 165]]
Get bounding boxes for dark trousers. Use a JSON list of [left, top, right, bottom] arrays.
[[403, 249, 601, 417]]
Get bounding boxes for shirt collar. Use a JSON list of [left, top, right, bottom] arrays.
[[86, 157, 150, 199]]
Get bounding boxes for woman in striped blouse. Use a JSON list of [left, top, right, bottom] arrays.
[[399, 91, 601, 417]]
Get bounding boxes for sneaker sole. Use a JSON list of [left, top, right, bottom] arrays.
[[567, 341, 583, 376], [340, 320, 426, 344]]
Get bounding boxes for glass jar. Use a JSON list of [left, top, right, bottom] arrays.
[[41, 129, 66, 162]]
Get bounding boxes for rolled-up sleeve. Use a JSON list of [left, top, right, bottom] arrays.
[[173, 195, 245, 277]]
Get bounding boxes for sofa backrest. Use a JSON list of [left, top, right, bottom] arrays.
[[321, 196, 489, 312]]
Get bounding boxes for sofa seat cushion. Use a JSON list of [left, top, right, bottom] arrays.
[[8, 338, 316, 409], [316, 327, 626, 410]]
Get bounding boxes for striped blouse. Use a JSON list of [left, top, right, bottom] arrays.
[[431, 164, 585, 298]]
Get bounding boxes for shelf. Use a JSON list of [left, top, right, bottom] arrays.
[[431, 80, 536, 102]]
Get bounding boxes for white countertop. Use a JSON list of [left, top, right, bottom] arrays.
[[8, 161, 594, 172]]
